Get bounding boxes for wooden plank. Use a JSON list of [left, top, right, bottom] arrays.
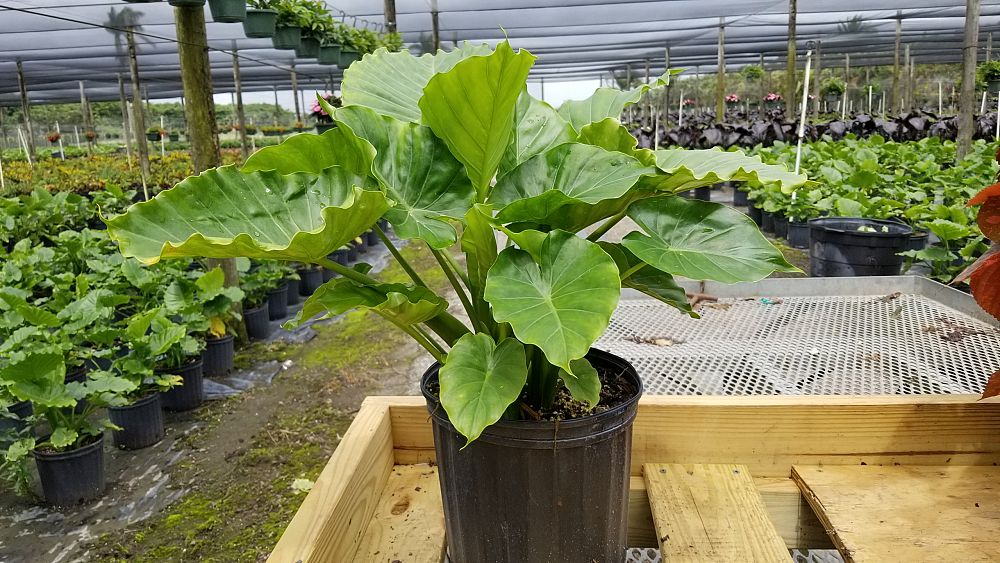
[[644, 463, 791, 561], [352, 464, 446, 563], [388, 395, 1000, 477], [792, 465, 1000, 563], [268, 398, 396, 563]]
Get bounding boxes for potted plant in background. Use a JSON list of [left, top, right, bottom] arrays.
[[106, 41, 807, 561], [260, 125, 285, 137], [271, 0, 303, 50], [741, 64, 764, 82], [145, 127, 164, 142], [294, 1, 330, 58], [167, 266, 244, 378], [244, 0, 278, 38], [978, 60, 1000, 94], [239, 260, 281, 341], [244, 124, 258, 135], [207, 0, 245, 23], [168, 130, 180, 142], [310, 91, 339, 134], [724, 93, 740, 108], [145, 308, 206, 412], [763, 91, 782, 109], [379, 30, 404, 52], [47, 131, 61, 145], [84, 129, 98, 143], [821, 77, 847, 104]]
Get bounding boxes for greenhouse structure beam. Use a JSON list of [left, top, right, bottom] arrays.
[[959, 0, 982, 158]]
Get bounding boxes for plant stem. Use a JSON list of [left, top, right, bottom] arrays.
[[441, 249, 472, 290], [587, 210, 628, 242], [620, 262, 645, 281], [430, 247, 482, 331], [413, 323, 448, 358], [399, 322, 446, 363], [374, 224, 427, 287], [316, 256, 378, 286]]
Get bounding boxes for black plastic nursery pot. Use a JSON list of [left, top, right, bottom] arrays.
[[346, 244, 359, 262], [272, 26, 301, 50], [733, 188, 749, 207], [761, 210, 775, 234], [159, 359, 205, 412], [788, 221, 810, 249], [907, 230, 930, 251], [203, 334, 235, 377], [322, 266, 335, 283], [317, 44, 341, 65], [167, 0, 204, 6], [421, 348, 642, 563], [207, 0, 245, 22], [747, 202, 763, 226], [244, 302, 273, 341], [339, 48, 361, 67], [286, 277, 301, 305], [109, 394, 164, 450], [332, 248, 349, 266], [268, 283, 289, 321], [295, 36, 320, 58], [298, 267, 323, 296], [808, 217, 913, 277], [773, 213, 789, 239], [365, 230, 379, 247], [33, 435, 105, 505], [242, 9, 277, 38], [693, 186, 711, 201]]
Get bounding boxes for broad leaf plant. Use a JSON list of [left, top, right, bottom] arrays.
[[107, 43, 806, 444]]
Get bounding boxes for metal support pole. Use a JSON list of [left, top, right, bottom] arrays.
[[785, 0, 797, 114], [430, 0, 440, 51], [716, 19, 726, 123], [958, 0, 981, 159], [15, 60, 35, 159], [291, 65, 301, 123], [127, 27, 151, 193], [812, 41, 822, 116], [384, 0, 397, 33], [232, 47, 249, 162]]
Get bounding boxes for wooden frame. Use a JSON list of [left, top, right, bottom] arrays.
[[268, 395, 1000, 562]]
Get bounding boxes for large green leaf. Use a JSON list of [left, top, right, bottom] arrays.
[[341, 44, 493, 122], [461, 205, 500, 313], [577, 118, 656, 166], [440, 333, 527, 444], [558, 71, 673, 132], [497, 90, 577, 179], [241, 127, 374, 176], [284, 278, 447, 329], [333, 105, 476, 248], [560, 358, 601, 408], [648, 148, 809, 193], [0, 290, 59, 327], [106, 166, 388, 265], [484, 230, 620, 373], [0, 353, 73, 407], [490, 143, 654, 227], [598, 242, 697, 317], [419, 41, 536, 198], [622, 196, 797, 284]]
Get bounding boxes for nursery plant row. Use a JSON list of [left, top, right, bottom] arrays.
[[0, 185, 384, 505]]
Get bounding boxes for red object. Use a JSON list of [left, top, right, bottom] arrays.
[[957, 180, 1000, 321]]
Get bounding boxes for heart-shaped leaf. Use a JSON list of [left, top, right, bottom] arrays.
[[284, 278, 447, 329], [440, 333, 527, 444], [241, 127, 374, 176], [0, 290, 59, 327], [648, 148, 809, 193], [419, 41, 536, 197], [558, 71, 673, 132], [560, 358, 601, 407], [498, 90, 577, 179], [333, 105, 476, 248], [598, 242, 697, 317], [0, 353, 72, 407], [106, 166, 388, 265], [485, 230, 619, 373], [623, 195, 797, 284], [341, 44, 493, 122]]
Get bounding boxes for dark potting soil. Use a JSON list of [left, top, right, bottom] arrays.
[[35, 432, 101, 454]]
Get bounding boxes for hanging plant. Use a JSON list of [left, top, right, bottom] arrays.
[[379, 31, 404, 52], [741, 64, 764, 81], [820, 77, 847, 99], [47, 132, 61, 144]]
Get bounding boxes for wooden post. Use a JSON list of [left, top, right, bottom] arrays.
[[892, 12, 902, 114], [665, 45, 672, 127], [909, 55, 916, 111], [430, 0, 440, 51], [644, 58, 651, 122], [812, 41, 822, 116], [15, 60, 35, 159], [384, 0, 397, 33], [903, 44, 910, 111], [291, 64, 301, 123], [626, 64, 633, 123], [79, 81, 95, 155], [127, 27, 151, 190], [958, 0, 981, 159], [232, 47, 249, 162], [760, 53, 766, 106], [988, 32, 993, 61], [716, 19, 726, 123], [175, 2, 243, 343], [117, 73, 133, 165], [785, 0, 797, 114]]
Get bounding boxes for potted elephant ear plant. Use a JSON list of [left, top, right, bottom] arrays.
[[106, 41, 807, 562]]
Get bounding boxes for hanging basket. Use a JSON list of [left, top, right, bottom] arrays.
[[272, 26, 302, 50], [317, 44, 341, 65], [989, 80, 1000, 94], [146, 131, 161, 142], [243, 9, 277, 38], [295, 37, 321, 59], [167, 0, 206, 7], [339, 48, 361, 68], [207, 0, 245, 23]]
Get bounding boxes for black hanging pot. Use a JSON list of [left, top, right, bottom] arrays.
[[244, 302, 272, 341], [158, 359, 205, 412], [33, 435, 105, 505], [207, 0, 245, 22], [317, 44, 340, 65], [421, 348, 642, 563], [243, 9, 277, 38], [267, 283, 289, 321], [339, 48, 361, 67], [203, 334, 235, 376], [295, 36, 321, 58], [168, 133, 179, 142], [272, 26, 302, 50], [989, 80, 1000, 95], [108, 394, 164, 450], [808, 217, 913, 277], [168, 0, 205, 6]]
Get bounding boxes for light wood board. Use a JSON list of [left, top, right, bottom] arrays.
[[352, 464, 446, 563], [644, 463, 791, 562], [793, 465, 1000, 563]]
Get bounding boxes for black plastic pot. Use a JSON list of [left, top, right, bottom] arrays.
[[295, 36, 320, 58], [365, 230, 379, 247], [788, 221, 810, 249], [761, 210, 775, 234], [347, 245, 359, 262], [244, 302, 272, 341], [332, 249, 349, 266], [243, 9, 277, 38], [158, 359, 205, 412], [747, 202, 763, 226], [203, 334, 235, 377], [808, 217, 913, 277], [167, 0, 204, 6], [267, 283, 289, 321], [0, 401, 33, 442], [907, 230, 929, 251], [207, 0, 245, 22], [109, 394, 164, 450], [272, 26, 301, 50], [33, 435, 105, 505], [317, 44, 341, 65], [322, 266, 335, 283], [421, 348, 642, 563], [693, 186, 711, 201], [773, 214, 789, 239], [339, 48, 361, 67], [298, 267, 323, 296], [733, 188, 749, 206], [286, 277, 301, 305]]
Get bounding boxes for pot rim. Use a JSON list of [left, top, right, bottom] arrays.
[[154, 358, 204, 374], [245, 7, 277, 14], [109, 393, 160, 412], [33, 433, 104, 460], [808, 216, 913, 237], [206, 333, 235, 344]]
